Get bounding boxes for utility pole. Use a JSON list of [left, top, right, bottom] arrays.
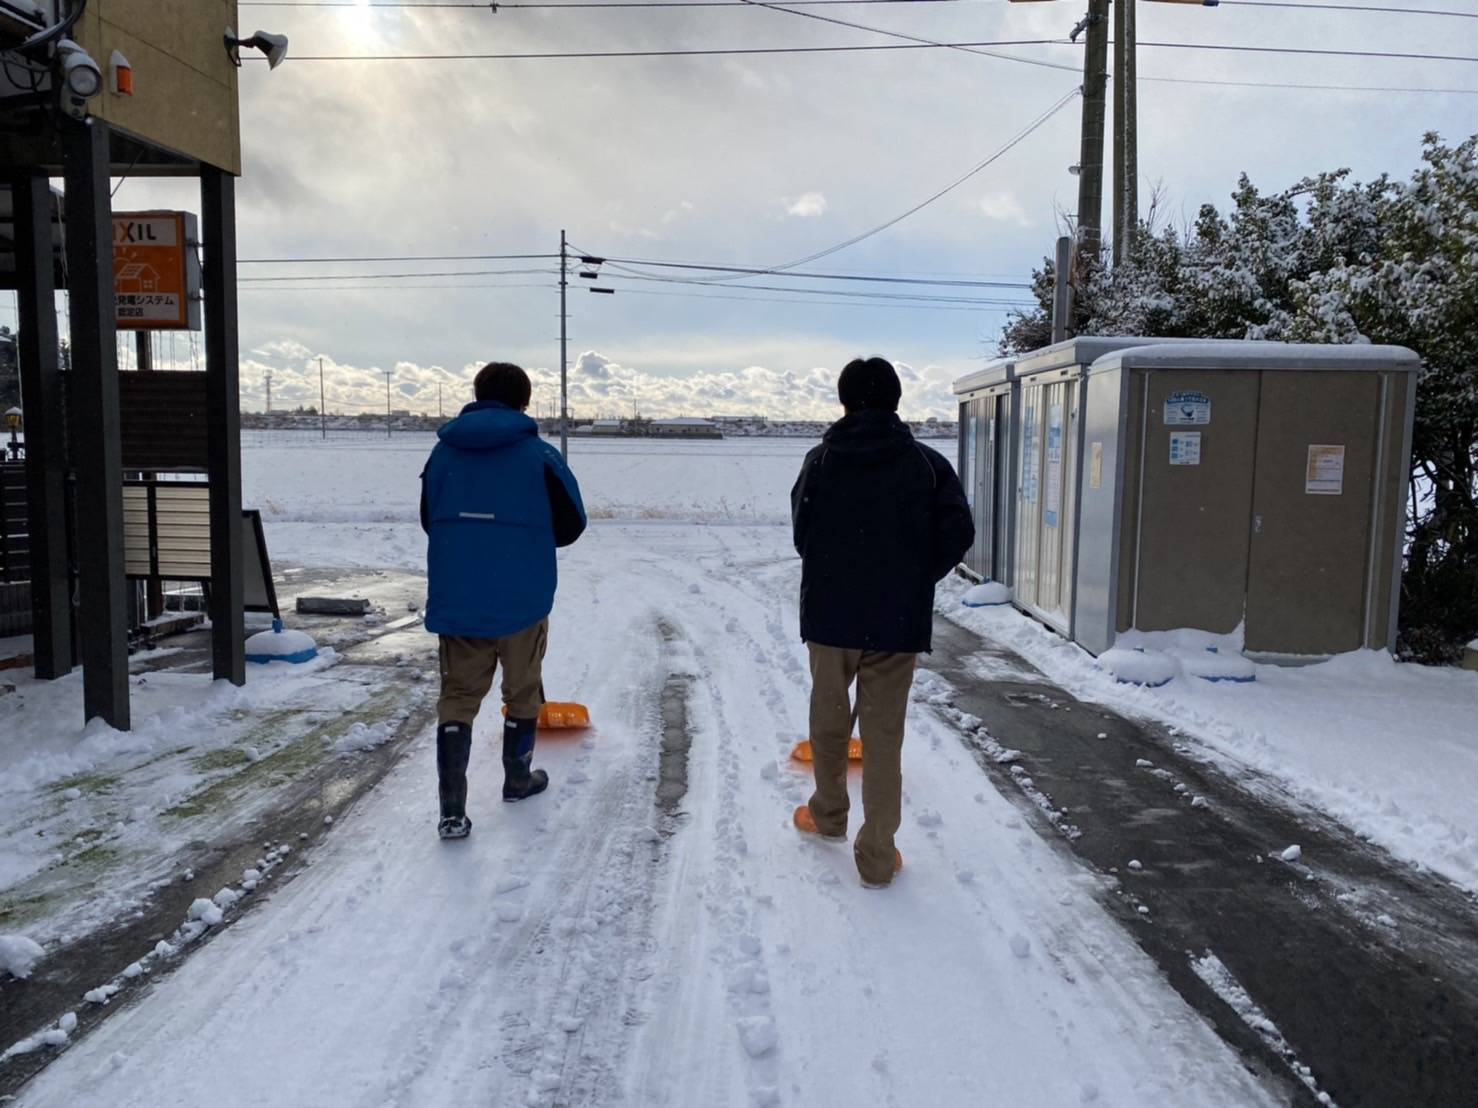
[[318, 355, 326, 439], [135, 331, 152, 372], [1075, 0, 1111, 261], [559, 228, 569, 461], [384, 369, 393, 439], [264, 369, 273, 414], [1113, 0, 1138, 265]]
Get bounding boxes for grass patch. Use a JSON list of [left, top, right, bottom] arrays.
[[192, 747, 253, 772], [47, 772, 120, 796], [163, 690, 404, 823]]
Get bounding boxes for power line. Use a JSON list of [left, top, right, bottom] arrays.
[[575, 83, 1080, 284], [252, 39, 1478, 67], [593, 270, 1033, 304], [1220, 1, 1477, 17], [248, 0, 1478, 14], [598, 286, 1023, 312], [237, 266, 557, 281], [253, 39, 1071, 62], [586, 256, 1033, 288], [238, 252, 557, 263], [1135, 41, 1478, 65]]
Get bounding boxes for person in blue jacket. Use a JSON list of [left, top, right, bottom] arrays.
[[420, 361, 586, 840]]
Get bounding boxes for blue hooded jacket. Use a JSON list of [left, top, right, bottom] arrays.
[[421, 401, 586, 638]]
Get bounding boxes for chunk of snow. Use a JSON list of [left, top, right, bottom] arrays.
[[962, 582, 1013, 607], [0, 933, 45, 979], [58, 1012, 77, 1033], [1009, 934, 1032, 959], [62, 787, 82, 800], [1127, 860, 1143, 872], [1098, 648, 1179, 688], [1135, 758, 1154, 768], [1191, 796, 1209, 809], [122, 962, 144, 979], [736, 1016, 778, 1057], [153, 940, 176, 959], [916, 809, 944, 829], [213, 887, 242, 910], [1280, 845, 1303, 863], [1183, 648, 1257, 684], [187, 898, 224, 927], [84, 984, 120, 1005]]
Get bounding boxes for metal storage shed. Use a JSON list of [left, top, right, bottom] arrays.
[[952, 357, 1017, 586], [955, 338, 1420, 662]]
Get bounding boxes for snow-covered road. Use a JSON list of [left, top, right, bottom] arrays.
[[19, 525, 1275, 1107]]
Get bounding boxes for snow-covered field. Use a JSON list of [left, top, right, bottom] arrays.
[[10, 432, 1476, 1104]]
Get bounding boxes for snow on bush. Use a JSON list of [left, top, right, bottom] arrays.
[[0, 933, 45, 979]]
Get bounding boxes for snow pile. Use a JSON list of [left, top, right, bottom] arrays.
[[1097, 648, 1179, 688], [1114, 627, 1256, 684], [333, 720, 395, 754], [962, 581, 1013, 608], [0, 933, 45, 979]]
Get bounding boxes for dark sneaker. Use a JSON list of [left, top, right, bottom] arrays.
[[792, 805, 846, 842], [438, 814, 472, 840]]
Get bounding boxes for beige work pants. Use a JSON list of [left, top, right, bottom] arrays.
[[806, 643, 918, 886], [436, 619, 549, 725]]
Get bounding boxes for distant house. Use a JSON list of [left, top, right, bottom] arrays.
[[590, 418, 624, 436], [650, 417, 721, 439]]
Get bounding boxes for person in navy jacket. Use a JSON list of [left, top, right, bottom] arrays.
[[420, 362, 586, 839]]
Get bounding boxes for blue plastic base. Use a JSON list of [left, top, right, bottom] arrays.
[[247, 647, 319, 665]]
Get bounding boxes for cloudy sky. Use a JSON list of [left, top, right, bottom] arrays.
[[48, 1, 1478, 418]]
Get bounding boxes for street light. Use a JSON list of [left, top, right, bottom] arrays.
[[5, 405, 22, 461]]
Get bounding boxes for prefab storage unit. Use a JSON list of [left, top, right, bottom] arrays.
[[1003, 337, 1188, 635], [1075, 341, 1418, 660], [953, 338, 1419, 661], [952, 358, 1017, 585]]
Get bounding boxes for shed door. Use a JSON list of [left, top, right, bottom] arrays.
[[1245, 372, 1382, 656]]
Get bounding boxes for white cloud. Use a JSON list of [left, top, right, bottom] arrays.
[[232, 346, 961, 422], [784, 192, 828, 219], [978, 190, 1032, 227]]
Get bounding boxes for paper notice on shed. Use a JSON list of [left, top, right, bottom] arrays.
[[1306, 444, 1346, 495]]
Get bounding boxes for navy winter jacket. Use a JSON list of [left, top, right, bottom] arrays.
[[791, 411, 974, 654], [421, 401, 586, 638]]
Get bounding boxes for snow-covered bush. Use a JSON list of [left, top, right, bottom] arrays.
[[1001, 133, 1478, 662]]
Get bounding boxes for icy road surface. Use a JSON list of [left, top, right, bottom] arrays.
[[19, 523, 1275, 1107]]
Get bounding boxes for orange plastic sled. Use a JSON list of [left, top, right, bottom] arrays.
[[790, 737, 863, 763], [502, 702, 592, 729]]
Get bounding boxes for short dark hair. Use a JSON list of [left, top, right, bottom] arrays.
[[473, 361, 532, 409], [837, 357, 902, 412]]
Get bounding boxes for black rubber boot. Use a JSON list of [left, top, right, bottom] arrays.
[[436, 721, 473, 838], [502, 716, 549, 802]]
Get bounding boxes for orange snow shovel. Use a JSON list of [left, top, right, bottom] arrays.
[[790, 703, 862, 763], [502, 702, 592, 729]]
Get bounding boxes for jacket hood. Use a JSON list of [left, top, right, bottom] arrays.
[[438, 401, 539, 451], [821, 410, 915, 460]]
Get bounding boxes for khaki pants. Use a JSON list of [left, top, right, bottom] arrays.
[[806, 643, 918, 885], [437, 620, 549, 725]]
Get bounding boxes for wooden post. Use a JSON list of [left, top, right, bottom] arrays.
[[12, 174, 72, 680], [63, 119, 130, 728], [201, 167, 245, 686]]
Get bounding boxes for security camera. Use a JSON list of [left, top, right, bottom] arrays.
[[225, 28, 290, 71], [54, 37, 102, 120]]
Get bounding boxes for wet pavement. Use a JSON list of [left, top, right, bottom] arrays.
[[928, 617, 1478, 1108]]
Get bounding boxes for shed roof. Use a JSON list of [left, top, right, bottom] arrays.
[[1089, 341, 1422, 375]]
